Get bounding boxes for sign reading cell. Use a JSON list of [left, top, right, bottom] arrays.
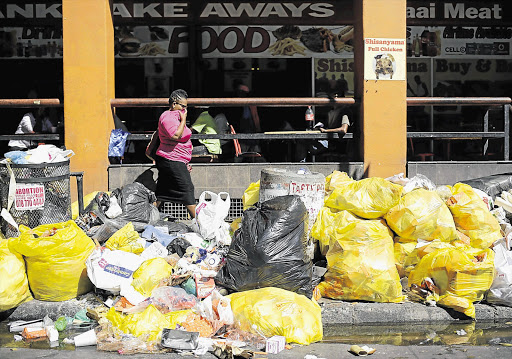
[[15, 183, 45, 210], [364, 38, 406, 81]]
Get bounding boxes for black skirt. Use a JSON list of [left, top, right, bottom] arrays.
[[155, 155, 195, 205]]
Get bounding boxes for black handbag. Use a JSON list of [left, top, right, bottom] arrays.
[[145, 129, 160, 162]]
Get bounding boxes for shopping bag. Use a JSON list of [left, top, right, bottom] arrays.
[[108, 129, 130, 157], [86, 247, 144, 294], [194, 191, 231, 244], [145, 129, 160, 162]]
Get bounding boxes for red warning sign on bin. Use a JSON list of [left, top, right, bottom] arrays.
[[15, 183, 45, 210]]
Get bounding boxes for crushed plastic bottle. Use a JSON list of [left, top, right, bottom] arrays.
[[55, 316, 68, 332]]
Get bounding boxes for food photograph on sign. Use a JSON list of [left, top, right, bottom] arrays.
[[374, 54, 396, 80], [112, 24, 356, 59], [268, 25, 354, 56]]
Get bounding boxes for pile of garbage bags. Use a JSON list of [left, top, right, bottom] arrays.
[[309, 171, 512, 318], [1, 179, 322, 355], [4, 167, 512, 355]]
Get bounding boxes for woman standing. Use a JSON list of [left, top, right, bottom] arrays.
[[155, 89, 196, 218]]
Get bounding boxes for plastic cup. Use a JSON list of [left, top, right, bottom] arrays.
[[74, 329, 97, 347]]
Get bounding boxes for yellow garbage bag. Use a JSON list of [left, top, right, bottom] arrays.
[[242, 180, 260, 210], [447, 183, 502, 249], [8, 221, 94, 301], [106, 305, 190, 342], [325, 177, 403, 219], [71, 191, 100, 220], [408, 247, 495, 318], [230, 217, 242, 236], [325, 171, 355, 195], [131, 258, 173, 298], [105, 222, 144, 254], [393, 237, 419, 278], [318, 218, 403, 303], [394, 238, 457, 279], [228, 287, 322, 345], [0, 239, 33, 311], [385, 189, 458, 243], [310, 207, 359, 255]]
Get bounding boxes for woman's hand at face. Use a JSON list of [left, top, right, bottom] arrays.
[[179, 108, 187, 122]]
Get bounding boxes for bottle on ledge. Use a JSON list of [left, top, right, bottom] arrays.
[[305, 106, 315, 130]]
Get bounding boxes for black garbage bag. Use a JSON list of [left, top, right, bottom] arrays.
[[215, 195, 313, 298], [112, 182, 160, 225], [154, 219, 191, 235], [75, 183, 159, 241], [461, 173, 512, 200], [167, 237, 192, 257]]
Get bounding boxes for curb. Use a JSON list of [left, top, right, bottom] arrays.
[[319, 299, 512, 324], [5, 296, 512, 324]]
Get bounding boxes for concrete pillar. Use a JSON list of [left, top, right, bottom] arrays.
[[62, 0, 114, 195], [353, 0, 407, 178]]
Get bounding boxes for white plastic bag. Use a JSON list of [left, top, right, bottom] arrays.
[[85, 247, 144, 294], [25, 144, 74, 164], [194, 191, 231, 245], [386, 173, 436, 193], [487, 240, 512, 306]]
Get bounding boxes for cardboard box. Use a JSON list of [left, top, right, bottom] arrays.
[[266, 335, 286, 354], [21, 327, 47, 340], [195, 276, 215, 299]]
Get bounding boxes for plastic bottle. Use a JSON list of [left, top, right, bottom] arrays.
[[413, 35, 420, 57], [420, 27, 429, 56], [25, 40, 32, 57], [305, 106, 315, 130], [55, 316, 68, 331]]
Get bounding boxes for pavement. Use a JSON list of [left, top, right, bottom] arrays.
[[3, 294, 512, 324], [2, 343, 512, 359]]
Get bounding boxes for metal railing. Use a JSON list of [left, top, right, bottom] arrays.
[[1, 97, 510, 160], [407, 97, 511, 160], [0, 98, 62, 143]]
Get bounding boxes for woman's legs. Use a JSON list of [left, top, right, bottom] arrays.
[[186, 204, 196, 219]]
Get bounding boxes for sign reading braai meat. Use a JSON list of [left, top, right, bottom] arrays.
[[407, 1, 512, 25]]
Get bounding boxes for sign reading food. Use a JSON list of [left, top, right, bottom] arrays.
[[364, 38, 406, 81], [14, 183, 45, 211]]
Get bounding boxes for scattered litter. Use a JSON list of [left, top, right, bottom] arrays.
[[21, 327, 47, 340], [73, 328, 97, 347], [266, 335, 286, 354], [5, 170, 512, 356], [9, 319, 43, 333], [349, 344, 376, 356], [160, 328, 199, 350]]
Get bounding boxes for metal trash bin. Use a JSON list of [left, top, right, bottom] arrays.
[[0, 160, 71, 238]]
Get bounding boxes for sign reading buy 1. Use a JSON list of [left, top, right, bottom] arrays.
[[15, 183, 45, 211]]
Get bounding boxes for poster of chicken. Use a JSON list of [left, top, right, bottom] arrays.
[[364, 38, 406, 81]]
